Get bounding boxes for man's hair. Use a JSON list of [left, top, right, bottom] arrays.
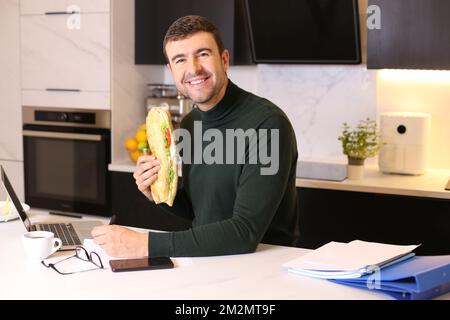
[[163, 15, 225, 63]]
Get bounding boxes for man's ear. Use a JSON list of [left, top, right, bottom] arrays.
[[222, 49, 230, 72], [166, 63, 172, 73]]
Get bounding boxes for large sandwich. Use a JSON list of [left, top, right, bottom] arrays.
[[146, 107, 178, 206]]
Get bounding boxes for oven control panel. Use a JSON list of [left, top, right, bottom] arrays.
[[23, 106, 111, 129], [35, 110, 96, 124]]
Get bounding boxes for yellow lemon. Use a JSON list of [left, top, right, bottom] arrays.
[[135, 129, 147, 143], [129, 150, 140, 162], [137, 141, 149, 151], [125, 138, 138, 151]]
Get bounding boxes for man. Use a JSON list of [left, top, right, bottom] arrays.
[[92, 15, 299, 257]]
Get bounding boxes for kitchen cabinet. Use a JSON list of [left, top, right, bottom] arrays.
[[20, 3, 111, 109], [297, 188, 450, 255], [368, 0, 450, 70], [135, 0, 253, 65], [111, 172, 191, 231]]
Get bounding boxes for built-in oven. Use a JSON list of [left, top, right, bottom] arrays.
[[23, 106, 111, 217]]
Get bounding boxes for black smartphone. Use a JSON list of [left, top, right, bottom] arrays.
[[110, 257, 174, 272]]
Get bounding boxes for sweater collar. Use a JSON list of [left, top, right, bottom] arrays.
[[196, 79, 243, 123]]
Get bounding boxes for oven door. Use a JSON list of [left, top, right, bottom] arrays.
[[23, 125, 111, 216]]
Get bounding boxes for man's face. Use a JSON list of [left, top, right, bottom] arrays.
[[165, 31, 229, 110]]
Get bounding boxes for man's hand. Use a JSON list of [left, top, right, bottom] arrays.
[[133, 155, 160, 201], [91, 225, 149, 258]]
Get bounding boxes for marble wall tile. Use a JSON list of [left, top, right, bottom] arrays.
[[256, 65, 377, 162], [0, 160, 24, 202], [165, 63, 377, 164]]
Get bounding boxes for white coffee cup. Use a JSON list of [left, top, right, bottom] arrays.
[[22, 231, 62, 260]]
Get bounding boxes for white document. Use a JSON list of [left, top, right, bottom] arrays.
[[283, 240, 420, 279], [83, 239, 122, 269], [83, 239, 193, 269]]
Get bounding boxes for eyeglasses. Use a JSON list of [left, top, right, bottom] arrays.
[[41, 246, 104, 275]]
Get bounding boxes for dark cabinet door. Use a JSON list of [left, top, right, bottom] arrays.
[[111, 172, 191, 231], [368, 0, 450, 70], [135, 0, 252, 65], [297, 188, 450, 255]]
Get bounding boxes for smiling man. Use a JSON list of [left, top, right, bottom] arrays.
[[164, 29, 228, 111], [92, 15, 299, 258]]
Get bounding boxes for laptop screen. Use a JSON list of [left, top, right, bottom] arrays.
[[1, 166, 31, 231]]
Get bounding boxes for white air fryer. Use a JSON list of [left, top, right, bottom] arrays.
[[378, 112, 431, 175]]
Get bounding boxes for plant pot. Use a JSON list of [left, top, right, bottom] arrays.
[[347, 157, 365, 180]]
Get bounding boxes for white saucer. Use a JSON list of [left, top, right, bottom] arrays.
[[0, 213, 20, 222], [0, 201, 30, 223]]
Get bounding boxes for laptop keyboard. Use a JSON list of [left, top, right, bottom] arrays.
[[39, 223, 81, 246]]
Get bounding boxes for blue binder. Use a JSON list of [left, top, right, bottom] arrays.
[[330, 255, 450, 300]]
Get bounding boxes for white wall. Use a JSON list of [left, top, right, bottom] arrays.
[[0, 0, 22, 161], [377, 70, 450, 169], [0, 160, 24, 201], [111, 0, 165, 163], [0, 0, 24, 200]]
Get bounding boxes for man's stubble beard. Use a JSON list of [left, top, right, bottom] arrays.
[[178, 71, 227, 106]]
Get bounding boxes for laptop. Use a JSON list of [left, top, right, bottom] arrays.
[[1, 165, 102, 250]]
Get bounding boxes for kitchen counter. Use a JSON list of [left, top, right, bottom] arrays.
[[108, 160, 137, 173], [109, 161, 450, 200], [297, 166, 450, 200]]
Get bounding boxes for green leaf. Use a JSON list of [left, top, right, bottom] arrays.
[[338, 118, 381, 159]]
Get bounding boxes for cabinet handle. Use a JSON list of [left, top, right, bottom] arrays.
[[45, 11, 80, 15], [46, 88, 81, 92], [23, 130, 102, 142]]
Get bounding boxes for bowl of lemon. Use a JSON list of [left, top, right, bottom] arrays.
[[0, 198, 30, 222], [125, 124, 150, 162]]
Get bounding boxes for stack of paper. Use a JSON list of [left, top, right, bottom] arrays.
[[83, 239, 193, 269], [83, 239, 125, 269], [283, 240, 419, 279], [284, 240, 450, 300]]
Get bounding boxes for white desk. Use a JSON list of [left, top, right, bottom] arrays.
[[1, 210, 449, 300]]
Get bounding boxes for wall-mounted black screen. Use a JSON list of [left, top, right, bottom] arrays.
[[135, 0, 236, 65], [245, 0, 361, 64]]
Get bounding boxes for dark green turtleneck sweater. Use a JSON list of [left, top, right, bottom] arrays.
[[148, 80, 299, 257]]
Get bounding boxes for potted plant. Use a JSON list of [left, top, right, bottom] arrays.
[[338, 118, 382, 180]]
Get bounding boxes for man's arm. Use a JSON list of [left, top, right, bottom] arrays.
[[148, 115, 297, 257]]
